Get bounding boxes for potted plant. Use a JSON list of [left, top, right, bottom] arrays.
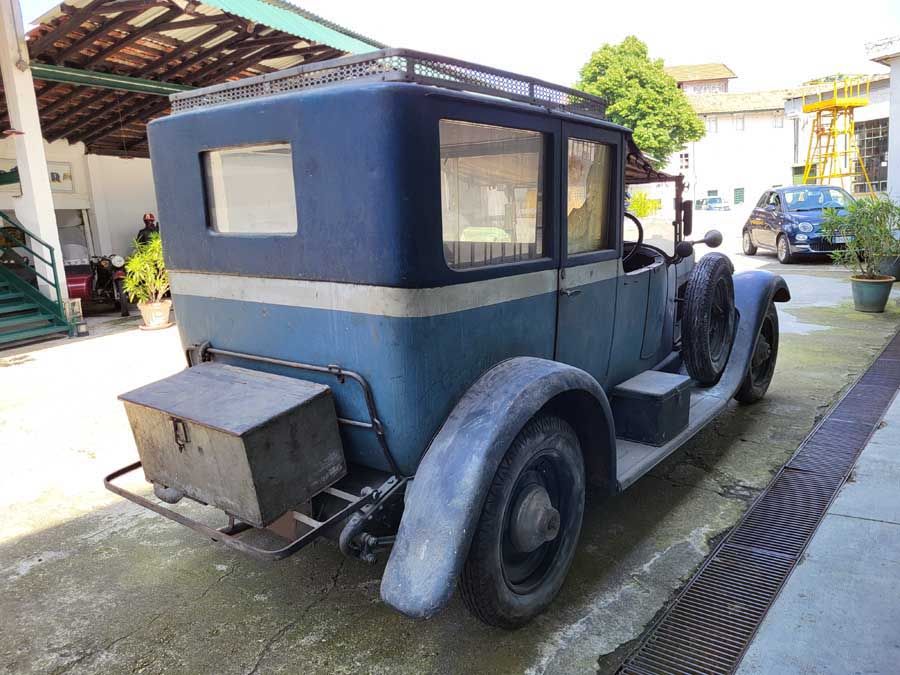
[[821, 195, 898, 313], [123, 233, 172, 329]]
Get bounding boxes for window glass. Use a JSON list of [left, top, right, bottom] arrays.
[[439, 120, 544, 270], [203, 143, 297, 234], [567, 139, 612, 254], [782, 186, 853, 211]]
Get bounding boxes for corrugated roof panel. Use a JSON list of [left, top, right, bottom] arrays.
[[201, 0, 378, 53]]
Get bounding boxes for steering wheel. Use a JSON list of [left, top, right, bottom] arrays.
[[623, 211, 644, 264]]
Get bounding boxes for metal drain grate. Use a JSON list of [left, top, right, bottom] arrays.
[[620, 330, 900, 675]]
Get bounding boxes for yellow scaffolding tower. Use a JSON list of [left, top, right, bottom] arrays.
[[802, 78, 875, 195]]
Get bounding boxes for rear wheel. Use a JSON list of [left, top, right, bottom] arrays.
[[742, 230, 757, 256], [776, 234, 794, 264], [735, 303, 779, 404], [459, 415, 584, 628], [682, 253, 736, 386]]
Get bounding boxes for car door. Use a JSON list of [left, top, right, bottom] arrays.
[[759, 191, 783, 248], [747, 192, 769, 247], [554, 123, 622, 386]]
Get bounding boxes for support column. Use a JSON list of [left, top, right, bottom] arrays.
[[868, 36, 900, 200], [0, 0, 67, 300]]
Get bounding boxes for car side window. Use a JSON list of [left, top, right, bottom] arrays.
[[566, 138, 613, 255], [439, 120, 545, 270], [756, 192, 769, 208], [766, 192, 781, 210]]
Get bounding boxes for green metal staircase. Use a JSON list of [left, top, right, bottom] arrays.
[[0, 212, 70, 347]]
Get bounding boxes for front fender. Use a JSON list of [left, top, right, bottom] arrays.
[[710, 270, 789, 399], [380, 357, 614, 619]]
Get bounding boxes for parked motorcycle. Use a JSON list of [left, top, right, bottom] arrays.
[[65, 254, 129, 317]]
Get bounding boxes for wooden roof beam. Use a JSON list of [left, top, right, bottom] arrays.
[[80, 6, 181, 68], [29, 0, 112, 57], [54, 9, 144, 64]]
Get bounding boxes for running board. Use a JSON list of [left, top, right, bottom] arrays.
[[616, 390, 728, 490]]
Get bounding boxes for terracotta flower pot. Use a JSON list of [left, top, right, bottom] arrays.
[[138, 299, 172, 329], [850, 275, 894, 313]]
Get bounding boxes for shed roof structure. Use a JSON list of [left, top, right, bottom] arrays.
[[0, 0, 382, 158], [664, 63, 736, 83]]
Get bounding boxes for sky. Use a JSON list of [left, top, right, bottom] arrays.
[[18, 0, 900, 92]]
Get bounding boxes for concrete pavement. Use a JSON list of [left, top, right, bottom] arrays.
[[738, 386, 900, 674], [1, 258, 899, 674]]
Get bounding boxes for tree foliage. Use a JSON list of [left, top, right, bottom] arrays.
[[576, 36, 705, 167]]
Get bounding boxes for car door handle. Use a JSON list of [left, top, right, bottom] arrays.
[[560, 288, 582, 297]]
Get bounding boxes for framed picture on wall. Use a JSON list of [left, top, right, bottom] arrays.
[[0, 158, 74, 192]]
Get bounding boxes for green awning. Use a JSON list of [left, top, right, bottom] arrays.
[[30, 64, 195, 96], [202, 0, 380, 54]]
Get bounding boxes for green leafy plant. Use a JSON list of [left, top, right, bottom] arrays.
[[123, 233, 169, 304], [629, 191, 662, 218], [821, 195, 900, 278], [576, 36, 705, 167]]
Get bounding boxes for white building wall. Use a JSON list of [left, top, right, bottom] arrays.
[[665, 108, 794, 217], [0, 136, 157, 257], [86, 154, 157, 255]]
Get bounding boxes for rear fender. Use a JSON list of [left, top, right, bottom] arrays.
[[380, 357, 615, 619]]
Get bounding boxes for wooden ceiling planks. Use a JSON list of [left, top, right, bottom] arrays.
[[0, 0, 356, 157]]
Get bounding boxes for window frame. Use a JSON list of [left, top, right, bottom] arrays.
[[200, 140, 298, 237], [435, 108, 558, 278], [561, 122, 623, 268]]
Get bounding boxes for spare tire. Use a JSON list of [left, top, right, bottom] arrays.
[[682, 253, 736, 385]]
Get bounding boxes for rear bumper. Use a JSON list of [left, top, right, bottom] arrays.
[[104, 460, 382, 561]]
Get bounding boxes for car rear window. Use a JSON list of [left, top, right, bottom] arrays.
[[439, 120, 544, 270], [202, 143, 297, 235]]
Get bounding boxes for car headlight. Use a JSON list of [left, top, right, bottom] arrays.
[[110, 254, 125, 267], [798, 223, 814, 233], [795, 233, 808, 242]]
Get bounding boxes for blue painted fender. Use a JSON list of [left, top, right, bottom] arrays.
[[380, 357, 615, 619]]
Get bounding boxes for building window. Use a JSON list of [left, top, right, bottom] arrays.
[[734, 115, 744, 131], [774, 113, 784, 128], [854, 118, 889, 194], [679, 152, 690, 170], [439, 120, 545, 269], [203, 143, 297, 235], [705, 116, 717, 133], [566, 138, 613, 255], [707, 190, 718, 197], [734, 187, 745, 205]]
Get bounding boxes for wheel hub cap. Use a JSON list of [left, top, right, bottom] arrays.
[[509, 484, 560, 553]]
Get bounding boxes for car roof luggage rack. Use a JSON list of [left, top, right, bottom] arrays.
[[170, 47, 608, 120]]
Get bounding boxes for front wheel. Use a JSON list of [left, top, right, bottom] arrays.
[[735, 303, 779, 404], [742, 230, 757, 256], [459, 415, 585, 628], [776, 234, 794, 264], [114, 278, 130, 317]]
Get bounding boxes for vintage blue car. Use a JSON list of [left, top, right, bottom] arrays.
[[106, 49, 789, 628], [742, 185, 854, 263]]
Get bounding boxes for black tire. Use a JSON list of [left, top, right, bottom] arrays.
[[459, 415, 585, 628], [776, 234, 793, 264], [735, 303, 779, 404], [742, 230, 757, 256], [682, 253, 736, 386], [114, 278, 130, 317]]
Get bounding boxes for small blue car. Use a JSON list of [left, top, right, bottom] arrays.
[[106, 49, 789, 627], [742, 185, 854, 263]]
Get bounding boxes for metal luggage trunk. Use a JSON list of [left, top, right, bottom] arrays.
[[119, 363, 346, 527]]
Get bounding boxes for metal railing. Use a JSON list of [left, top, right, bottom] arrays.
[[0, 211, 66, 322]]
